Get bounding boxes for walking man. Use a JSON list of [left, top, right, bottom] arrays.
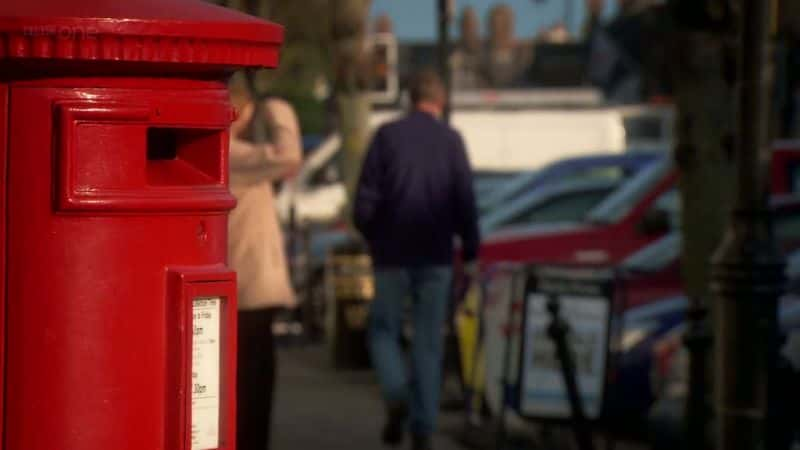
[[353, 69, 480, 450]]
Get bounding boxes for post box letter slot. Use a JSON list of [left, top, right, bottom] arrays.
[[147, 128, 224, 187], [55, 101, 235, 213]]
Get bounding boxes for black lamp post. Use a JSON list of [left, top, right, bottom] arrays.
[[710, 1, 786, 450]]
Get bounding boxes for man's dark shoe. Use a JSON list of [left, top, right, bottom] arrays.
[[411, 435, 432, 450], [382, 403, 408, 446]]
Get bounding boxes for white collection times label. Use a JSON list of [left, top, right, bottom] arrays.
[[192, 297, 221, 450]]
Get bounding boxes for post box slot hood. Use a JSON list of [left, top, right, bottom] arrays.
[[55, 98, 236, 213], [0, 0, 283, 72]]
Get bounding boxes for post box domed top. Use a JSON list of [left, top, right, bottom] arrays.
[[0, 0, 283, 69]]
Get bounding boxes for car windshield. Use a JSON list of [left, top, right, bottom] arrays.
[[585, 157, 672, 224], [474, 171, 517, 198], [479, 171, 539, 212], [477, 155, 655, 213], [480, 179, 619, 235]]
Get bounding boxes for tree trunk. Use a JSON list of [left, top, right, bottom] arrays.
[[336, 93, 372, 205], [673, 32, 737, 328], [330, 0, 372, 220], [670, 21, 738, 450]]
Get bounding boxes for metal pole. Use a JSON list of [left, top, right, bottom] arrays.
[[546, 294, 595, 450], [496, 266, 525, 449], [437, 0, 453, 124], [711, 1, 786, 449]]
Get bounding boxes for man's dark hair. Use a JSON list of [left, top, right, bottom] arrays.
[[409, 69, 445, 105]]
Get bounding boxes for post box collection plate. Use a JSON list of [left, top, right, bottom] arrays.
[[169, 268, 237, 450], [192, 297, 222, 450]]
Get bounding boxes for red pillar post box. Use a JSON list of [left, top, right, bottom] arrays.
[[0, 1, 282, 449]]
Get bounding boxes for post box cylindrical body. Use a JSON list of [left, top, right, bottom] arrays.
[[0, 2, 283, 449]]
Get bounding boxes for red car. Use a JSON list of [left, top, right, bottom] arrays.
[[480, 145, 800, 269]]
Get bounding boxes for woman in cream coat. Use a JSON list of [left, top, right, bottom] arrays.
[[228, 91, 302, 450]]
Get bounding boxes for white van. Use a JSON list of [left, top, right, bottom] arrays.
[[278, 90, 673, 224], [372, 108, 627, 172]]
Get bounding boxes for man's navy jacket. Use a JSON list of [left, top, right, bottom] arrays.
[[353, 110, 481, 268]]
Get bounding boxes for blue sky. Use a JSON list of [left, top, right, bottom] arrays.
[[370, 0, 619, 41]]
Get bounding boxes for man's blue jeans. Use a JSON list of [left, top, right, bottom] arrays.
[[368, 265, 453, 437]]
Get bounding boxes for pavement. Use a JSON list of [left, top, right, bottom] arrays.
[[271, 344, 468, 450], [270, 343, 651, 450]]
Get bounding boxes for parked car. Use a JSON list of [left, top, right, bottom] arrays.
[[277, 134, 346, 225], [480, 156, 676, 266], [478, 153, 659, 214], [479, 146, 800, 267]]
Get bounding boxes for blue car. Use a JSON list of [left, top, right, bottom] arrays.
[[604, 243, 800, 432], [644, 249, 800, 448]]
